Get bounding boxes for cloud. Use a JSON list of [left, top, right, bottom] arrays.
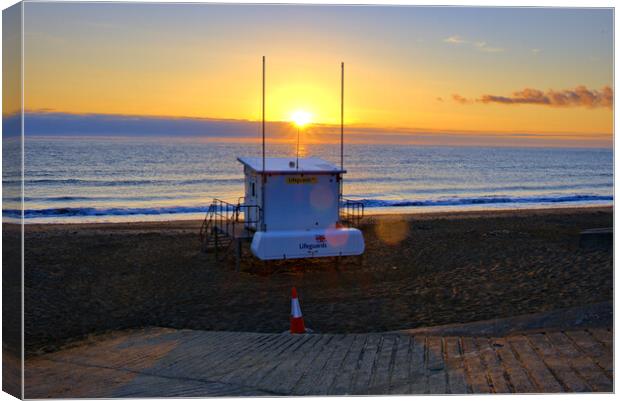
[[477, 86, 613, 109], [443, 35, 466, 44], [474, 41, 504, 53], [444, 36, 503, 52], [18, 111, 611, 148], [15, 111, 611, 148], [531, 48, 542, 55], [21, 112, 282, 138], [436, 97, 444, 102], [452, 94, 471, 104]]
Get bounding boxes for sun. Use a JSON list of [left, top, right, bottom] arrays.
[[291, 110, 313, 127]]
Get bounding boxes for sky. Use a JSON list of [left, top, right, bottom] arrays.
[[16, 3, 614, 147]]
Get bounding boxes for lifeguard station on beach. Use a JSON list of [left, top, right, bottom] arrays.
[[200, 57, 365, 268]]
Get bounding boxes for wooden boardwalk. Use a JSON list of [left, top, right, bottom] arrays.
[[25, 327, 613, 397]]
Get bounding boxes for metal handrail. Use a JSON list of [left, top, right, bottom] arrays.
[[199, 203, 216, 248], [340, 198, 364, 227], [211, 198, 262, 240]]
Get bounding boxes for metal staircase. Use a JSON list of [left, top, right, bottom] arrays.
[[199, 204, 216, 251], [199, 198, 261, 268], [200, 200, 235, 260]]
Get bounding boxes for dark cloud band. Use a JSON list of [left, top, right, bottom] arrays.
[[454, 86, 612, 109]]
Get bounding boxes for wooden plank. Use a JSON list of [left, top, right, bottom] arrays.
[[546, 332, 612, 392], [460, 337, 491, 393], [164, 332, 253, 372], [168, 332, 268, 379], [572, 359, 613, 392], [564, 330, 613, 376], [475, 337, 511, 393], [565, 330, 609, 357], [426, 336, 444, 372], [545, 332, 580, 357], [443, 337, 469, 394], [389, 335, 412, 394], [428, 371, 447, 394], [309, 335, 356, 396], [217, 333, 282, 367], [367, 335, 397, 394], [190, 333, 278, 380], [587, 328, 613, 348], [211, 334, 297, 388], [490, 337, 536, 393], [211, 334, 292, 383], [238, 335, 312, 390], [408, 336, 428, 394], [426, 337, 446, 394], [289, 335, 338, 395], [328, 335, 367, 395], [526, 333, 590, 392], [267, 335, 329, 394], [508, 335, 563, 392], [108, 372, 271, 397], [350, 334, 382, 395]]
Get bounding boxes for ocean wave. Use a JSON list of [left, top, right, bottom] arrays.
[[3, 177, 243, 187], [3, 194, 612, 219], [3, 206, 215, 218], [348, 177, 612, 189], [355, 194, 613, 208], [353, 182, 611, 194], [17, 195, 202, 202]]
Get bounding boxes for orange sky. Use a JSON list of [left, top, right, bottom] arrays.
[[18, 4, 614, 146]]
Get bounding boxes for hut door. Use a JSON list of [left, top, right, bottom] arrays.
[[246, 176, 259, 230]]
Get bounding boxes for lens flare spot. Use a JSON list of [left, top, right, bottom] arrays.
[[326, 225, 348, 247], [375, 218, 409, 245], [310, 184, 335, 211]]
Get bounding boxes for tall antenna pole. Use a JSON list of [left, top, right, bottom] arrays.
[[296, 127, 300, 170], [262, 56, 265, 175], [340, 62, 344, 208], [261, 56, 266, 231], [340, 62, 344, 172]]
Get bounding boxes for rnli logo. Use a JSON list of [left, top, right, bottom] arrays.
[[315, 235, 326, 242]]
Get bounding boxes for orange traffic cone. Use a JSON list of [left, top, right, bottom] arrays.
[[290, 287, 306, 334]]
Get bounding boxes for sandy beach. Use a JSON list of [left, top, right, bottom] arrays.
[[21, 206, 612, 356]]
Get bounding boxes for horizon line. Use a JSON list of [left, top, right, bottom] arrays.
[[6, 109, 613, 138]]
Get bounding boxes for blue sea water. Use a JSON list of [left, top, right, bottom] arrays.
[[2, 137, 613, 223]]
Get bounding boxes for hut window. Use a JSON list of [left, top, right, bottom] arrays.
[[251, 182, 255, 197]]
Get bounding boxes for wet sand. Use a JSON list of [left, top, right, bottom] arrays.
[[21, 206, 612, 355]]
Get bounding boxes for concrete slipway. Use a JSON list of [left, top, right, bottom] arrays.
[[25, 305, 613, 397]]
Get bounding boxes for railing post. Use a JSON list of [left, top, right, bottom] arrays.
[[235, 239, 241, 272], [214, 220, 219, 259]]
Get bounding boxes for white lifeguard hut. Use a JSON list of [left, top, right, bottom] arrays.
[[200, 58, 365, 268]]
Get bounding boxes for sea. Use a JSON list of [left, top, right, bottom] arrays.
[[2, 137, 613, 223]]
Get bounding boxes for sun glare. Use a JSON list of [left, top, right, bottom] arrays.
[[291, 110, 312, 127]]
